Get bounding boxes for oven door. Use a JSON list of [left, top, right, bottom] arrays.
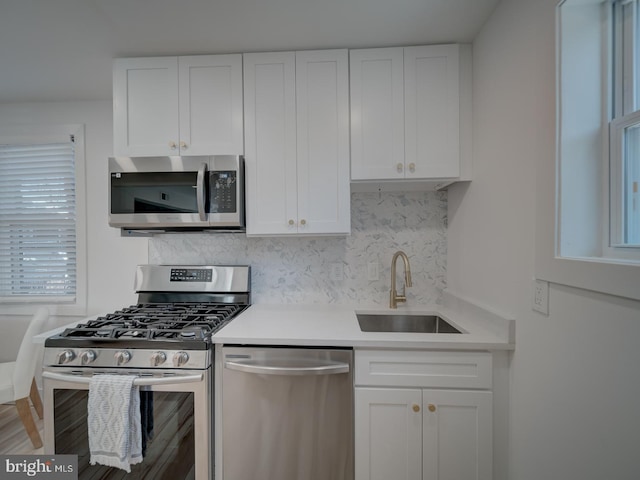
[[42, 368, 210, 480], [109, 156, 210, 228]]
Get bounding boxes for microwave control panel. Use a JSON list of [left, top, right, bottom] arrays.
[[210, 171, 237, 213]]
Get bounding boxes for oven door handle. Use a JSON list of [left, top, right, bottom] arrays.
[[224, 360, 350, 376], [42, 371, 203, 386]]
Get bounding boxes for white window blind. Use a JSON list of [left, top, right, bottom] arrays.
[[0, 138, 77, 301]]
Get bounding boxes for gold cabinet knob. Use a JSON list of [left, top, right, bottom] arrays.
[[288, 219, 295, 226], [397, 163, 404, 173], [300, 219, 306, 226], [180, 141, 187, 149], [428, 404, 436, 412], [169, 141, 177, 149], [408, 162, 416, 173], [412, 404, 420, 413]]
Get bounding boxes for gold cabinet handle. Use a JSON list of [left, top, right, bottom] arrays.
[[397, 163, 404, 173], [408, 162, 416, 173], [169, 141, 177, 149], [288, 219, 295, 226], [180, 141, 188, 149], [300, 219, 307, 226], [412, 404, 420, 413], [428, 404, 436, 412]]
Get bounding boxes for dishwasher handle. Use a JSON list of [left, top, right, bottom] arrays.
[[224, 359, 350, 376]]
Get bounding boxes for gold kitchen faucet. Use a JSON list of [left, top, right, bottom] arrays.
[[390, 250, 412, 308]]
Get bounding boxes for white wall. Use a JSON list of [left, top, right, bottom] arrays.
[[447, 0, 640, 479], [0, 101, 147, 359]]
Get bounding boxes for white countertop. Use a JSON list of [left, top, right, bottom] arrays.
[[34, 292, 515, 351], [212, 299, 515, 350]]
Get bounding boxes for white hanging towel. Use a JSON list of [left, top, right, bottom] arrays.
[[88, 374, 143, 472]]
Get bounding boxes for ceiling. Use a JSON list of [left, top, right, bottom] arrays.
[[0, 0, 500, 104]]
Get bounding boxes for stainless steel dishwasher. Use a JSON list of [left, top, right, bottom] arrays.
[[221, 346, 353, 480]]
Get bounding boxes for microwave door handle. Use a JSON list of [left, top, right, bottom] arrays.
[[196, 163, 207, 221]]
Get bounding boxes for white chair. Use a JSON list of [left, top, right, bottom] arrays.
[[0, 307, 49, 448]]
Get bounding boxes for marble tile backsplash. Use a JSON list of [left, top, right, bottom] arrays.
[[149, 191, 447, 306]]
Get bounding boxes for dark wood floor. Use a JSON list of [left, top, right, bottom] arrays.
[[0, 402, 44, 455]]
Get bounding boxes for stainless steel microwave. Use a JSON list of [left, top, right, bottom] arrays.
[[108, 155, 245, 230]]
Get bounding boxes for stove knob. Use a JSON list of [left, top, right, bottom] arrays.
[[173, 351, 189, 367], [150, 351, 167, 366], [56, 349, 76, 365], [114, 350, 131, 366], [80, 350, 96, 365]]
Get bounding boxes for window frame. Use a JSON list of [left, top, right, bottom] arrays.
[[535, 0, 640, 302], [606, 0, 640, 255], [0, 124, 87, 316]]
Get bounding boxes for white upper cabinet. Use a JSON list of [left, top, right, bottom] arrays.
[[243, 52, 297, 236], [350, 44, 471, 184], [404, 45, 460, 179], [244, 49, 350, 236], [113, 54, 243, 156], [295, 50, 351, 235], [113, 57, 178, 157], [350, 48, 405, 180], [178, 55, 244, 155]]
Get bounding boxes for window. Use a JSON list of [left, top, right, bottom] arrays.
[[557, 0, 640, 261], [611, 111, 640, 247], [0, 125, 86, 312], [539, 0, 640, 302], [610, 0, 640, 249]]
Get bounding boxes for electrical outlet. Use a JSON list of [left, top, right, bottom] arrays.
[[330, 263, 343, 282], [367, 262, 379, 281], [532, 279, 549, 315]]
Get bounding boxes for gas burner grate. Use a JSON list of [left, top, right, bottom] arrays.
[[58, 302, 246, 341]]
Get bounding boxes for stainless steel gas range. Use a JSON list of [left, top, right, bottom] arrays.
[[42, 264, 250, 480]]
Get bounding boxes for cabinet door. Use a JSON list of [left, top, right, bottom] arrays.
[[404, 45, 460, 179], [422, 390, 492, 480], [355, 388, 422, 480], [295, 49, 351, 234], [243, 52, 298, 235], [113, 57, 179, 156], [178, 55, 243, 155], [350, 48, 405, 180]]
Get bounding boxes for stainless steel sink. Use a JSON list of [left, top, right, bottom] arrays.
[[356, 313, 463, 334]]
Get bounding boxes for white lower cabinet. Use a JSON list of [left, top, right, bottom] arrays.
[[354, 350, 493, 480], [355, 387, 423, 480]]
